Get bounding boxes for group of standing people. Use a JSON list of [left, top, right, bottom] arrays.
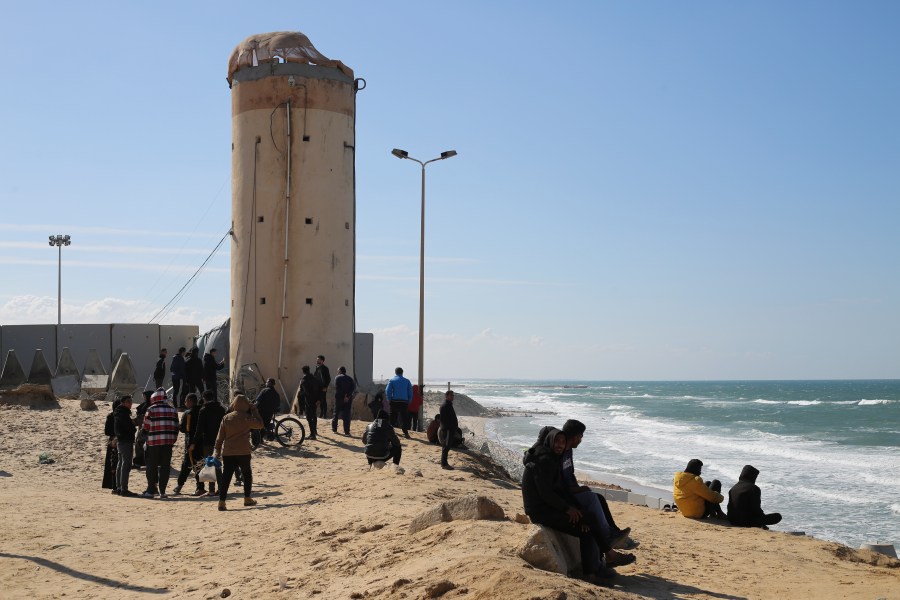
[[673, 459, 782, 528], [295, 355, 356, 440], [153, 346, 225, 409], [103, 384, 263, 511]]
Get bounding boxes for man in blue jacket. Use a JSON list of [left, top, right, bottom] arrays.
[[385, 367, 412, 438]]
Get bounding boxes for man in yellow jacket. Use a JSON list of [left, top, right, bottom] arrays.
[[673, 459, 724, 519]]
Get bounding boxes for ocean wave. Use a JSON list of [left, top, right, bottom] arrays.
[[891, 503, 900, 516], [787, 400, 822, 406], [858, 399, 896, 406], [753, 399, 781, 404], [607, 404, 633, 411], [791, 486, 880, 506]]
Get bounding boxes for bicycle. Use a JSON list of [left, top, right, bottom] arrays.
[[259, 411, 306, 447]]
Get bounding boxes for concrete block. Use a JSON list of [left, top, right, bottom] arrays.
[[627, 492, 646, 506], [0, 350, 27, 389], [82, 349, 108, 376], [604, 489, 629, 503], [111, 323, 160, 390], [644, 496, 663, 510], [54, 347, 80, 380], [51, 374, 81, 397], [57, 325, 111, 379], [108, 352, 139, 401], [82, 374, 109, 392], [27, 350, 53, 385], [0, 324, 57, 374]]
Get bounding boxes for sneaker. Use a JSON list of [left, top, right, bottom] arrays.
[[595, 566, 619, 579], [218, 500, 227, 511], [141, 491, 156, 499], [111, 488, 120, 495], [192, 488, 206, 496], [121, 490, 138, 498], [404, 432, 411, 439], [205, 490, 217, 497], [441, 463, 454, 470], [243, 497, 257, 507], [606, 551, 636, 567], [172, 485, 183, 495], [159, 493, 168, 500]]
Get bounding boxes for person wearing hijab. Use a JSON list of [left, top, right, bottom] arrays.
[[673, 458, 725, 518], [521, 428, 619, 583], [213, 394, 263, 511], [727, 465, 782, 528]]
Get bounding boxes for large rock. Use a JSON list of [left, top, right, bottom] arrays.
[[409, 494, 505, 534], [516, 525, 582, 576]]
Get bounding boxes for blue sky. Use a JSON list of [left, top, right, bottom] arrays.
[[1, 1, 898, 381]]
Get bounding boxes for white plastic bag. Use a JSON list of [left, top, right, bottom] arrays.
[[199, 464, 218, 483]]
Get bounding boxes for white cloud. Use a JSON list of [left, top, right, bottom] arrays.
[[0, 295, 225, 333]]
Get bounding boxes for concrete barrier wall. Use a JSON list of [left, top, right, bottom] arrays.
[[354, 332, 374, 388], [1, 325, 57, 374], [57, 324, 112, 378], [110, 324, 161, 390]]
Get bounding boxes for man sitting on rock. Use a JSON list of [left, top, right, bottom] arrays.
[[362, 409, 402, 467], [522, 427, 619, 583], [560, 420, 634, 550]]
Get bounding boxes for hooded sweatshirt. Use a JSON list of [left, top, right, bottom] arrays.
[[362, 410, 401, 459], [214, 395, 263, 457], [673, 459, 724, 518], [727, 465, 766, 526], [142, 390, 179, 447], [521, 428, 574, 515]]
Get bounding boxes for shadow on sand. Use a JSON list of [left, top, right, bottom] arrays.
[[0, 552, 168, 594], [614, 573, 747, 600]]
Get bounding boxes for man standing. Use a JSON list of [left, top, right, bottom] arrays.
[[141, 388, 179, 499], [331, 366, 355, 436], [385, 367, 412, 438], [153, 348, 167, 390], [253, 378, 281, 448], [173, 393, 202, 495], [170, 347, 186, 408], [185, 348, 204, 397], [314, 355, 331, 419], [113, 395, 138, 497], [299, 365, 323, 440], [727, 465, 782, 529], [189, 390, 226, 496], [203, 348, 225, 402], [438, 390, 460, 469]]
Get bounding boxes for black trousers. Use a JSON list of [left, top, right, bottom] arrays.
[[528, 507, 601, 576], [219, 455, 252, 500], [389, 401, 408, 435], [367, 445, 402, 465], [171, 378, 185, 407], [305, 407, 318, 439], [204, 378, 217, 401], [319, 392, 328, 418], [176, 442, 204, 487], [332, 399, 351, 434], [145, 445, 173, 494]]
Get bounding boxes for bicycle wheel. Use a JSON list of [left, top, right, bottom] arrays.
[[274, 416, 306, 447]]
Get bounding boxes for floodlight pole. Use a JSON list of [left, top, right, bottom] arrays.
[[390, 148, 457, 429], [49, 234, 71, 324]]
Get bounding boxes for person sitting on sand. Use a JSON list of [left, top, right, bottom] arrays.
[[213, 394, 263, 511], [522, 428, 620, 583], [704, 479, 727, 519], [560, 420, 634, 550], [727, 465, 782, 529], [362, 409, 402, 467], [673, 458, 724, 519]]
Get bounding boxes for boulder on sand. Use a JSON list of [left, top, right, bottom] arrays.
[[409, 494, 505, 534]]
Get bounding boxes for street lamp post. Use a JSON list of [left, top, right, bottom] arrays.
[[391, 148, 457, 430], [48, 234, 71, 325]]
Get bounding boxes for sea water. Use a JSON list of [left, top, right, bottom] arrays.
[[446, 379, 900, 548]]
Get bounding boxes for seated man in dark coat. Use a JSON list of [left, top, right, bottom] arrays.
[[727, 465, 782, 529], [362, 409, 402, 466]]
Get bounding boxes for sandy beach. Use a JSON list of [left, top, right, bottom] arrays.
[[1, 395, 898, 600]]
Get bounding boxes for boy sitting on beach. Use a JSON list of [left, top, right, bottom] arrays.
[[673, 459, 725, 519]]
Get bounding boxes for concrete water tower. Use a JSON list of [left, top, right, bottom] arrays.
[[227, 32, 363, 396]]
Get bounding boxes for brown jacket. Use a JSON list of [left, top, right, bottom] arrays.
[[214, 395, 263, 457]]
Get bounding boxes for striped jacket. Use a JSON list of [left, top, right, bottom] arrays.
[[142, 391, 179, 447]]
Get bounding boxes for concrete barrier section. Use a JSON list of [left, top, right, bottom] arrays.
[[0, 350, 27, 389]]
